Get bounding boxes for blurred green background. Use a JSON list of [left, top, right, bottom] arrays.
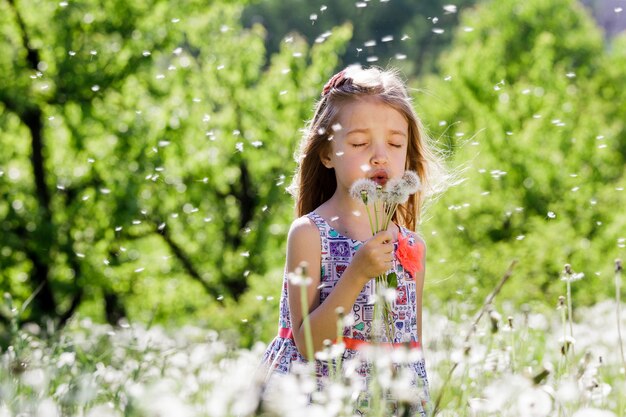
[[1, 0, 625, 348]]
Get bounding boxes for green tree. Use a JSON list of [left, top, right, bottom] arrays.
[[0, 0, 351, 336], [242, 0, 479, 76], [418, 0, 626, 306]]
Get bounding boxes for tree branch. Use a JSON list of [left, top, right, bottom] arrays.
[[154, 222, 222, 301], [6, 0, 40, 72]]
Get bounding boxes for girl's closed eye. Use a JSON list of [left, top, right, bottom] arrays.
[[352, 143, 367, 148]]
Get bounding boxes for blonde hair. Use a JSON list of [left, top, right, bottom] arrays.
[[288, 65, 446, 231]]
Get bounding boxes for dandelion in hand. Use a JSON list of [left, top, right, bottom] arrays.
[[349, 170, 421, 236], [349, 170, 422, 342]]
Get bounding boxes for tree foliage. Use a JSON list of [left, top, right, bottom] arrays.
[[0, 0, 351, 334], [242, 0, 479, 76], [418, 0, 626, 307]]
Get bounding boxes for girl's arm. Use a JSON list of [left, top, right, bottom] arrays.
[[286, 216, 393, 355]]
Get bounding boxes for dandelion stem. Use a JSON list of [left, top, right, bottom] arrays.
[[374, 199, 380, 233], [364, 204, 375, 235], [558, 295, 568, 375], [566, 277, 575, 355], [431, 260, 517, 416], [298, 265, 315, 362], [335, 307, 345, 381], [615, 259, 625, 373]]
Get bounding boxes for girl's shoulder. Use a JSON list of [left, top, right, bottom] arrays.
[[287, 214, 321, 242]]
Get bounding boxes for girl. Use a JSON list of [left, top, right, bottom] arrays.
[[261, 65, 444, 415]]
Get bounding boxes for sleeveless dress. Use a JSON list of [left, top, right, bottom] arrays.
[[261, 212, 429, 415]]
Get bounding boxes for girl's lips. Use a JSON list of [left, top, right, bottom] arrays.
[[370, 169, 389, 185]]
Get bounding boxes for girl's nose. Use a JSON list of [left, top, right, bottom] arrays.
[[370, 143, 388, 165]]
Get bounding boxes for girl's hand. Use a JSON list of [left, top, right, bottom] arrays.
[[349, 230, 394, 285]]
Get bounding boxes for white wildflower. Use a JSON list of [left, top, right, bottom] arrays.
[[517, 387, 553, 417]]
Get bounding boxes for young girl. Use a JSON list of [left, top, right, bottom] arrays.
[[261, 65, 443, 415]]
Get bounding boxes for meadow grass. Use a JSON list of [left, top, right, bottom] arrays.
[[1, 264, 624, 416]]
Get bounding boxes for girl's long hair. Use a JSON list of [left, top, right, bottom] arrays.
[[288, 66, 446, 231]]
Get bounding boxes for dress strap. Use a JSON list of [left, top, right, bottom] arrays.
[[306, 212, 330, 235]]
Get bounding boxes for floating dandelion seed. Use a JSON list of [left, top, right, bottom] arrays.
[[59, 1, 68, 6], [615, 7, 623, 13], [91, 85, 100, 92], [68, 50, 76, 56], [142, 50, 151, 57], [401, 34, 410, 40], [364, 40, 376, 47], [381, 35, 393, 42], [547, 211, 556, 219], [356, 2, 367, 8], [432, 28, 445, 34], [135, 268, 144, 273], [443, 4, 457, 13], [464, 26, 474, 32], [395, 54, 407, 60], [320, 5, 327, 11], [566, 72, 576, 78], [366, 56, 379, 63], [171, 18, 180, 23]]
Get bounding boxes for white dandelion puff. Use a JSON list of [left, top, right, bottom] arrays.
[[401, 170, 421, 194], [350, 178, 378, 204], [383, 177, 409, 205]]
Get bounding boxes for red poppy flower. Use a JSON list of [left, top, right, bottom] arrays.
[[396, 232, 423, 280]]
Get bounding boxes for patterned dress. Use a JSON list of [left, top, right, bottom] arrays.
[[261, 212, 429, 415]]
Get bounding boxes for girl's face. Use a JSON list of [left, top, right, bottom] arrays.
[[322, 97, 408, 194]]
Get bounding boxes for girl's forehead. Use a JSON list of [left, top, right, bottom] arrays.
[[336, 97, 408, 131]]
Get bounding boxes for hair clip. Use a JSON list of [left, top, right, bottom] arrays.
[[322, 70, 348, 96]]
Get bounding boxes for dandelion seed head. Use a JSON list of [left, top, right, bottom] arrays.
[[383, 177, 409, 205], [349, 178, 377, 204], [517, 387, 553, 417], [401, 170, 421, 195]]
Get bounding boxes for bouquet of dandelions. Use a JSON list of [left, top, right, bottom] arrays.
[[349, 170, 421, 342]]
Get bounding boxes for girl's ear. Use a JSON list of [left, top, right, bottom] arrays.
[[320, 148, 334, 168]]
